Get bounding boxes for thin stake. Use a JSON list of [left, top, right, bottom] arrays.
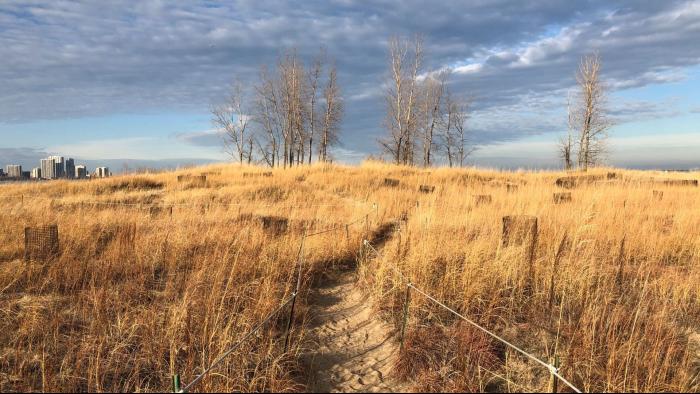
[[284, 231, 306, 353], [172, 374, 181, 393], [549, 356, 560, 393], [400, 283, 411, 350]]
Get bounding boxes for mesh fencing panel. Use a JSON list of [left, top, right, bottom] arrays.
[[24, 224, 59, 262]]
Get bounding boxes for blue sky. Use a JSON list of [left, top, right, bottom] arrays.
[[1, 1, 699, 170]]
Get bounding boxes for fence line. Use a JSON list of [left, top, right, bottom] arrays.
[[362, 220, 583, 393], [178, 294, 297, 393], [174, 206, 377, 393], [4, 195, 370, 210], [10, 187, 582, 392]]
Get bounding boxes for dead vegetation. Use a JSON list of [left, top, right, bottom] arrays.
[[1, 163, 698, 392]]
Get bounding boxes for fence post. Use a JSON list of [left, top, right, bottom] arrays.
[[400, 283, 411, 350], [284, 287, 299, 354], [549, 356, 559, 393], [284, 232, 306, 353], [172, 373, 181, 393]]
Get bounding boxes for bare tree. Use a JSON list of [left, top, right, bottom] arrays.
[[418, 70, 448, 167], [278, 50, 308, 167], [558, 93, 575, 170], [212, 81, 251, 164], [380, 35, 423, 165], [306, 49, 325, 164], [223, 49, 343, 168], [570, 53, 610, 171], [254, 65, 284, 167], [443, 90, 474, 167], [319, 62, 343, 162]]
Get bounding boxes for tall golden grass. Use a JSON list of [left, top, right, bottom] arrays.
[[0, 162, 698, 392]]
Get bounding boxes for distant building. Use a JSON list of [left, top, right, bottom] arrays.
[[65, 158, 75, 179], [0, 168, 5, 177], [6, 165, 22, 178], [41, 158, 56, 179], [75, 165, 87, 179], [21, 171, 30, 179], [49, 156, 65, 178], [95, 167, 110, 178], [31, 167, 42, 179]]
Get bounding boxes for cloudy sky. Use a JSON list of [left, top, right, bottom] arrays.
[[1, 0, 699, 171]]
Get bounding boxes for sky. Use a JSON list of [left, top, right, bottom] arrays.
[[1, 0, 700, 171]]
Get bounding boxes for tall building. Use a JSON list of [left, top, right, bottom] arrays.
[[0, 168, 5, 177], [41, 158, 56, 179], [65, 158, 75, 179], [75, 165, 87, 179], [95, 167, 110, 178], [49, 156, 65, 178], [31, 167, 42, 179], [6, 165, 22, 178]]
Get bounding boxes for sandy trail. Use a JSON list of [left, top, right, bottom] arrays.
[[302, 267, 408, 393]]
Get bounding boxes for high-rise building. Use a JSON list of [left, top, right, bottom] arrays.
[[49, 156, 65, 178], [75, 165, 87, 179], [6, 165, 22, 178], [31, 167, 42, 179], [65, 158, 75, 179], [95, 167, 110, 178], [41, 158, 56, 179]]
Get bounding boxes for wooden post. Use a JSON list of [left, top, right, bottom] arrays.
[[548, 356, 559, 393], [615, 237, 626, 293], [527, 221, 538, 293], [400, 284, 411, 350]]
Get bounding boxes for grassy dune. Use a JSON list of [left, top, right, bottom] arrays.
[[1, 163, 698, 392]]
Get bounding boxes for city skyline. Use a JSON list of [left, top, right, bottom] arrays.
[[2, 154, 109, 181], [1, 1, 699, 169]]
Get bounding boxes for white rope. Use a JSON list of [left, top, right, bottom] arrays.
[[363, 220, 583, 394], [5, 195, 369, 209], [305, 211, 372, 237], [180, 293, 297, 393], [407, 284, 581, 393]]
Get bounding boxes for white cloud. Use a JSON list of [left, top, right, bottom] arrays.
[[48, 136, 226, 161]]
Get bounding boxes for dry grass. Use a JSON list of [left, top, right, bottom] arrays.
[[1, 162, 698, 392]]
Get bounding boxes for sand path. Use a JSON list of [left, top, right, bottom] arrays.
[[303, 268, 408, 393]]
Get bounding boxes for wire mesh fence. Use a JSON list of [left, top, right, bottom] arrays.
[[24, 224, 60, 262]]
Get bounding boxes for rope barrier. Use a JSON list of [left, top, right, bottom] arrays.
[[179, 293, 297, 393], [9, 186, 581, 392], [178, 207, 377, 392], [1, 194, 372, 210], [305, 213, 371, 238], [406, 284, 581, 393], [362, 216, 583, 393]]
